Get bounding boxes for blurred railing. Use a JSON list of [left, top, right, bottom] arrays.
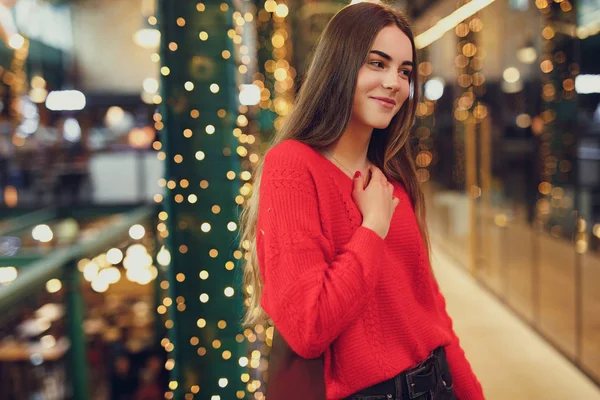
[[0, 208, 57, 238], [0, 205, 156, 400]]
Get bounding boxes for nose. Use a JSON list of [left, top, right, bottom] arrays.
[[382, 70, 401, 92]]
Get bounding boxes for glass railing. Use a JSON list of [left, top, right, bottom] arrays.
[[426, 179, 600, 385], [0, 205, 163, 400]]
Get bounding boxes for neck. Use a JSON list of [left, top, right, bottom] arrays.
[[326, 118, 373, 175]]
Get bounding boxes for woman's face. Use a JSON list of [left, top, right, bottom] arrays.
[[351, 25, 413, 130]]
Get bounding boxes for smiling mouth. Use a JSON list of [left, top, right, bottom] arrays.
[[371, 97, 396, 109]]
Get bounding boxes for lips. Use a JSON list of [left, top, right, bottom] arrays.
[[371, 96, 396, 109]]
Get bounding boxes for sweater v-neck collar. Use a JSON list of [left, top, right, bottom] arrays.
[[294, 140, 369, 183], [290, 140, 406, 194]]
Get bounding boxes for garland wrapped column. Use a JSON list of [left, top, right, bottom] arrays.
[[157, 1, 246, 399]]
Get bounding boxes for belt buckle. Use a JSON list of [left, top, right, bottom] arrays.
[[406, 353, 435, 399]]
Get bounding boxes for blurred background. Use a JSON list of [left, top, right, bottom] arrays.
[[0, 0, 598, 399]]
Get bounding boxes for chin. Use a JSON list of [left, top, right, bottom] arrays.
[[374, 122, 392, 129], [361, 110, 396, 130], [368, 119, 393, 130]]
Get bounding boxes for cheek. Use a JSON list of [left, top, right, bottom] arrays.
[[397, 81, 411, 102], [392, 83, 411, 113], [356, 70, 380, 93]]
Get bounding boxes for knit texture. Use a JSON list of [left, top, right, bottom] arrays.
[[257, 139, 485, 400]]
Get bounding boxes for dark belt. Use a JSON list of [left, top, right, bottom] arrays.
[[346, 347, 452, 400]]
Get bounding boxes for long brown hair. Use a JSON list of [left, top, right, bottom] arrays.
[[239, 1, 428, 327]]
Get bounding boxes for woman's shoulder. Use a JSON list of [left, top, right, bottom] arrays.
[[266, 139, 318, 160], [263, 139, 322, 176]]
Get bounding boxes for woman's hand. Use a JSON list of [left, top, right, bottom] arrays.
[[352, 165, 399, 239]]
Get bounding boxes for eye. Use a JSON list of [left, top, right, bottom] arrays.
[[400, 69, 412, 78], [369, 60, 384, 68]]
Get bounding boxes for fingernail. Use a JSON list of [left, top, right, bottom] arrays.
[[354, 171, 361, 178]]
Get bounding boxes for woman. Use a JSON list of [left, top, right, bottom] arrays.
[[239, 2, 485, 399]]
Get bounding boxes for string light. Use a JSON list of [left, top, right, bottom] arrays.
[[413, 53, 436, 184], [153, 1, 298, 398], [535, 0, 578, 242]]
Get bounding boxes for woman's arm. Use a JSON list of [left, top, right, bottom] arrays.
[[257, 152, 386, 359]]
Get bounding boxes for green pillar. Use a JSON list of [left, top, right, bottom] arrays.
[[65, 260, 89, 400], [157, 1, 246, 399]]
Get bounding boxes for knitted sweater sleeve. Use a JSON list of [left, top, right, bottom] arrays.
[[256, 150, 387, 359], [432, 279, 485, 400]]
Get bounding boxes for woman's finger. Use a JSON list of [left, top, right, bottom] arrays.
[[369, 165, 385, 182], [353, 170, 364, 194]]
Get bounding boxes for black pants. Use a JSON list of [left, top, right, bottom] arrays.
[[344, 347, 455, 400]]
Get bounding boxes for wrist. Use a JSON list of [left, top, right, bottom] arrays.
[[361, 221, 385, 239]]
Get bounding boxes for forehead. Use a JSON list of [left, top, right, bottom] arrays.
[[370, 25, 413, 63]]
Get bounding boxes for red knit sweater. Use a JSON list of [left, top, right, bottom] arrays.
[[257, 140, 485, 400]]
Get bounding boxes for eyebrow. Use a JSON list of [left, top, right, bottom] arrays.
[[369, 50, 413, 67]]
